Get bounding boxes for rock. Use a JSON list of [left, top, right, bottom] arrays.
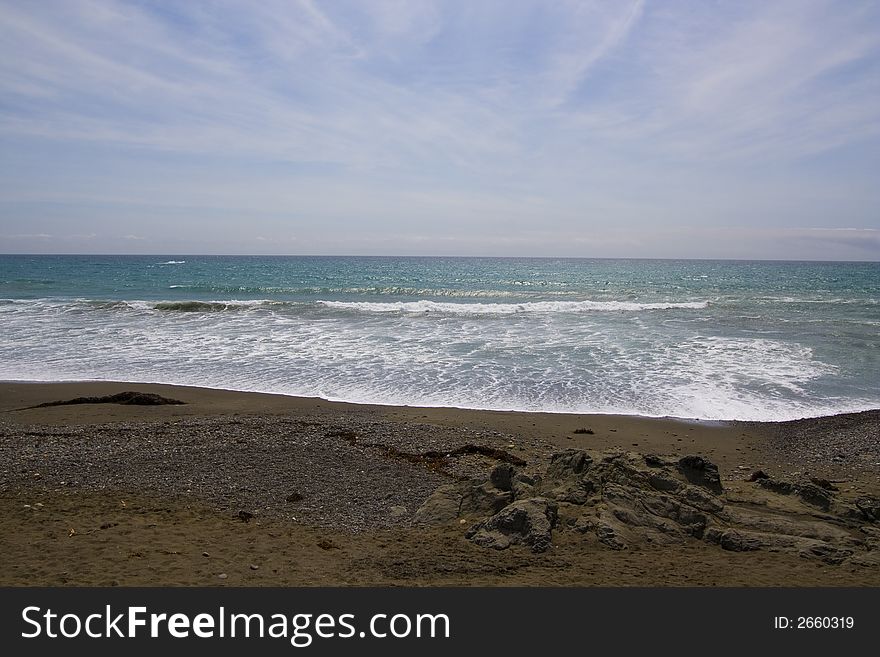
[[544, 479, 594, 505], [428, 447, 869, 565], [237, 510, 254, 523], [249, 564, 259, 570], [466, 498, 558, 553], [756, 479, 833, 511], [855, 497, 880, 522], [511, 473, 538, 500], [546, 449, 592, 479], [489, 463, 514, 491], [462, 482, 513, 515], [800, 543, 853, 565], [572, 428, 594, 435], [748, 470, 770, 482], [639, 491, 709, 538], [30, 391, 185, 408], [541, 450, 595, 504], [202, 551, 210, 558], [596, 522, 626, 550], [810, 477, 839, 492], [217, 573, 228, 580], [703, 527, 723, 544], [600, 457, 651, 489], [412, 483, 466, 525], [412, 480, 511, 525], [723, 507, 852, 543], [757, 478, 795, 495], [796, 483, 832, 511], [719, 529, 762, 552], [603, 485, 686, 541], [573, 515, 595, 534], [679, 485, 724, 513], [285, 492, 303, 503], [859, 526, 880, 541], [718, 528, 852, 564], [594, 513, 630, 550], [389, 505, 408, 518], [647, 472, 683, 493], [677, 455, 723, 494]]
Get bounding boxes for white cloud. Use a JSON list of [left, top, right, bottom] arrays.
[[0, 0, 877, 258]]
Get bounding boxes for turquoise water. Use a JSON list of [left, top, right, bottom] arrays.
[[1, 255, 878, 421]]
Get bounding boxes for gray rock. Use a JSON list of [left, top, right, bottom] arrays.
[[757, 478, 834, 511], [796, 483, 832, 511], [719, 529, 762, 552], [544, 479, 594, 505], [757, 478, 795, 495], [703, 527, 723, 544], [412, 479, 512, 525], [643, 454, 668, 468], [573, 515, 595, 534], [648, 472, 683, 493], [546, 449, 592, 479], [677, 455, 723, 494], [856, 497, 880, 522], [679, 485, 724, 513], [724, 507, 852, 543], [748, 470, 770, 482], [511, 475, 537, 500], [412, 483, 466, 525], [639, 491, 709, 538], [466, 498, 558, 553], [461, 481, 513, 515], [600, 458, 651, 489], [809, 477, 839, 492], [596, 523, 627, 550], [800, 543, 853, 565], [428, 448, 869, 565], [594, 512, 630, 550], [489, 463, 515, 491]]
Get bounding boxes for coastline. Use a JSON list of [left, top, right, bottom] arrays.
[[2, 381, 879, 586]]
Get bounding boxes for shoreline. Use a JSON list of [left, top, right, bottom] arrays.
[[3, 378, 877, 425], [1, 380, 879, 586]]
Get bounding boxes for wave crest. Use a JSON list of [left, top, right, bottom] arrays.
[[317, 299, 708, 314]]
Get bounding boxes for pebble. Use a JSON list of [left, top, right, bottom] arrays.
[[0, 414, 534, 533]]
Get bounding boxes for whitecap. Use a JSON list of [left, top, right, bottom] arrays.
[[316, 299, 708, 314]]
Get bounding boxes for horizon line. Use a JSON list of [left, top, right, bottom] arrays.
[[1, 252, 878, 264]]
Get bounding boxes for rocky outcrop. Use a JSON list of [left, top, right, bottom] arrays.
[[676, 455, 723, 494], [412, 479, 512, 525], [465, 498, 558, 553], [413, 447, 878, 565]]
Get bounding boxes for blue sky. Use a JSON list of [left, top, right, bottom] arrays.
[[1, 0, 878, 259]]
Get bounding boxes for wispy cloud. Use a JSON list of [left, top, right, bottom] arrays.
[[0, 0, 878, 257]]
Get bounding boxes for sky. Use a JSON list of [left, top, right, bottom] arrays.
[[0, 0, 879, 259]]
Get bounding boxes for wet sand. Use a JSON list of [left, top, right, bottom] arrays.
[[1, 381, 878, 586]]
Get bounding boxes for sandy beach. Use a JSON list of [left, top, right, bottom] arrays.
[[1, 381, 878, 586]]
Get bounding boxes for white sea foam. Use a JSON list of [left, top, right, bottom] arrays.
[[317, 299, 709, 314], [1, 292, 875, 422], [157, 260, 186, 265]]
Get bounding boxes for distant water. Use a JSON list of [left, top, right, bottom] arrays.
[[1, 255, 878, 421]]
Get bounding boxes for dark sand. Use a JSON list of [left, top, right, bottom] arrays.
[[1, 381, 878, 586]]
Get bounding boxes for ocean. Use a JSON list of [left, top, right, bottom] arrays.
[[0, 255, 877, 421]]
